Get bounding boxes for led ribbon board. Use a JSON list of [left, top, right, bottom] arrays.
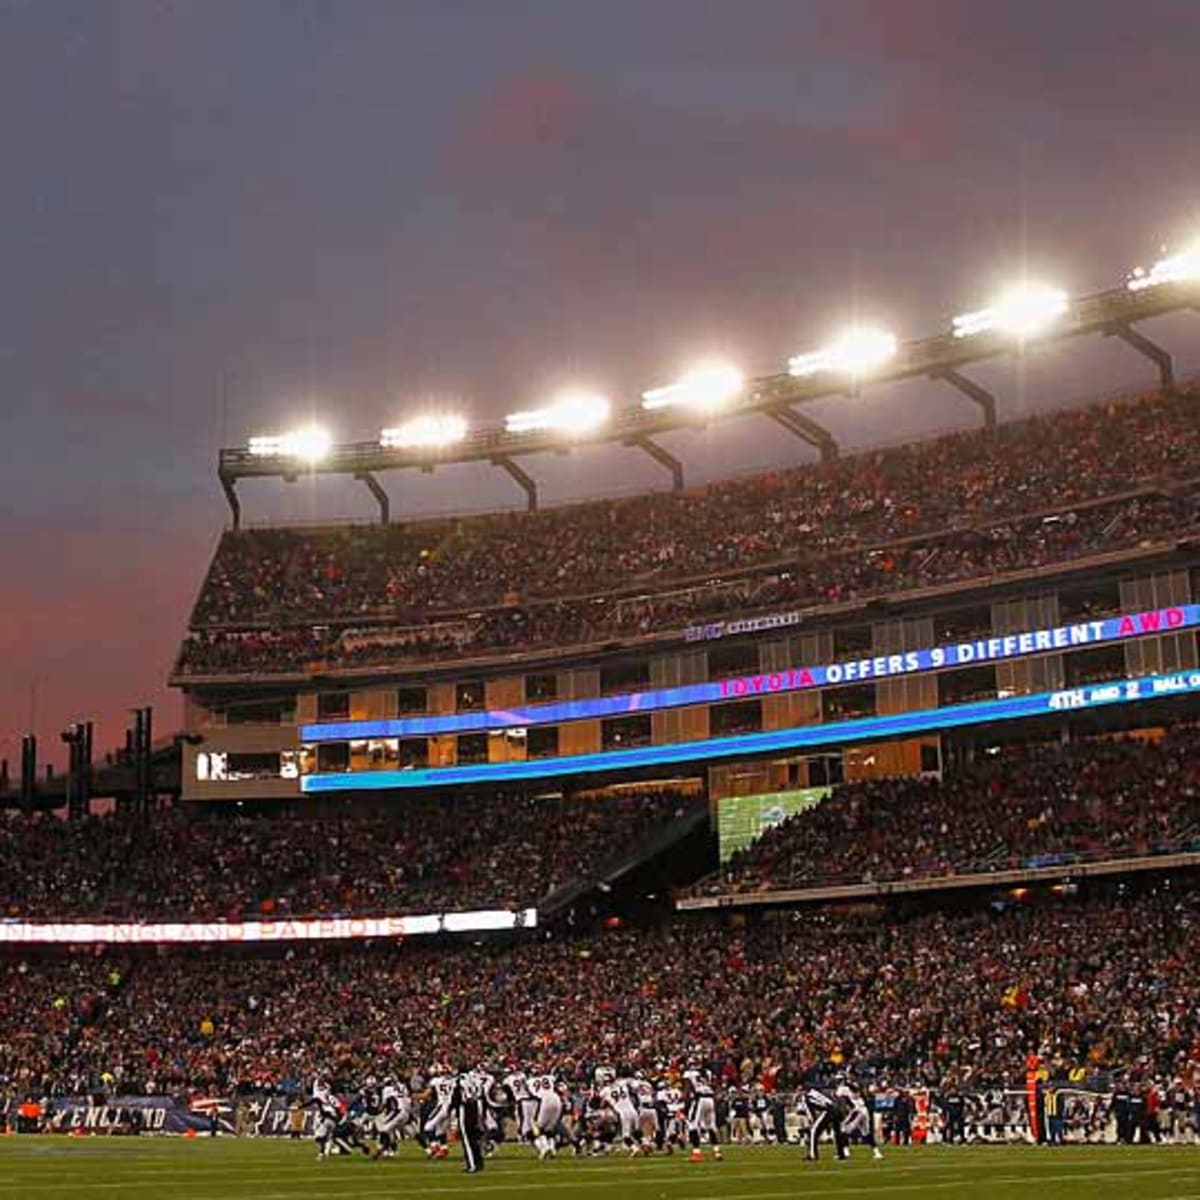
[[302, 605, 1199, 742], [0, 908, 538, 945], [302, 667, 1200, 793]]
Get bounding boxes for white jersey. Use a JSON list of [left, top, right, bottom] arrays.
[[634, 1078, 659, 1132], [602, 1080, 640, 1141], [431, 1074, 456, 1109], [382, 1082, 410, 1120], [657, 1084, 685, 1115], [684, 1071, 717, 1135], [312, 1083, 339, 1120], [505, 1072, 534, 1104], [602, 1080, 639, 1112], [424, 1072, 456, 1131], [529, 1071, 564, 1135]]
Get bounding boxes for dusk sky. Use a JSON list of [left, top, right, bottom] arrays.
[[3, 0, 1200, 767]]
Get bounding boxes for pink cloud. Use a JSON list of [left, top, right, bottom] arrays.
[[453, 66, 591, 161]]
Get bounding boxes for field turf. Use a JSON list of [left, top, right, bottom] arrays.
[[0, 1139, 1196, 1199]]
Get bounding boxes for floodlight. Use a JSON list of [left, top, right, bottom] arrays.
[[952, 282, 1068, 339], [248, 425, 332, 462], [380, 414, 468, 449], [504, 391, 611, 435], [788, 326, 897, 379], [641, 361, 744, 412], [1128, 243, 1200, 292]]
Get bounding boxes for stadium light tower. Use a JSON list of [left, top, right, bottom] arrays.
[[380, 414, 468, 449], [247, 425, 332, 463], [952, 281, 1069, 339], [505, 390, 611, 436], [788, 326, 898, 379], [641, 361, 745, 414]]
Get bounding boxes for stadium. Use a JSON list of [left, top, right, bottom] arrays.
[[4, 239, 1200, 1197], [3, 6, 1200, 1198]]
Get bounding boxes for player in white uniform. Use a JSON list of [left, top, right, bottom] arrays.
[[837, 1079, 883, 1159], [473, 1064, 501, 1153], [656, 1079, 688, 1152], [684, 1068, 723, 1161], [374, 1077, 411, 1157], [308, 1079, 343, 1160], [529, 1070, 565, 1159], [504, 1069, 539, 1145], [599, 1069, 644, 1156], [634, 1077, 660, 1146], [422, 1068, 456, 1158]]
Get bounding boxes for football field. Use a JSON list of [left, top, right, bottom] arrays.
[[0, 1139, 1196, 1199]]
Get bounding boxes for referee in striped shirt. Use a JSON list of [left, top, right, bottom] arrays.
[[453, 1068, 487, 1174]]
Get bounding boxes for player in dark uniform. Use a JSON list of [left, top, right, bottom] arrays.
[[940, 1081, 968, 1145], [1111, 1080, 1134, 1144]]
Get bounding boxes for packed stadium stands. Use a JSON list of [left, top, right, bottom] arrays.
[[701, 726, 1200, 896], [2, 880, 1194, 1096], [0, 789, 697, 921], [175, 385, 1200, 677], [5, 728, 1198, 922]]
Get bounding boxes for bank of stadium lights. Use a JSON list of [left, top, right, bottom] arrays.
[[504, 390, 611, 435], [640, 361, 745, 413], [788, 325, 898, 379], [379, 414, 468, 450], [1128, 242, 1200, 292], [246, 425, 332, 463], [952, 281, 1069, 340]]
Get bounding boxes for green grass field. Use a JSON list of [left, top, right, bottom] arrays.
[[0, 1139, 1196, 1199]]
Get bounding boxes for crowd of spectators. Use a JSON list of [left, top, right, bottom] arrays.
[[707, 727, 1200, 895], [1, 881, 1195, 1097], [0, 790, 696, 921], [176, 486, 1199, 677], [192, 386, 1200, 625]]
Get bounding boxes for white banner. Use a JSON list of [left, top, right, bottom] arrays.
[[0, 908, 537, 945]]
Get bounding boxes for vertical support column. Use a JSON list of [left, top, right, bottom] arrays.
[[935, 369, 997, 429], [355, 470, 390, 524], [493, 457, 538, 511], [627, 436, 684, 491], [767, 408, 839, 461], [1107, 324, 1175, 393], [219, 472, 242, 530]]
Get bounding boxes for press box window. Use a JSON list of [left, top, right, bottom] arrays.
[[822, 684, 875, 720], [527, 726, 559, 759], [397, 686, 427, 715], [225, 697, 294, 725], [456, 681, 485, 711], [600, 660, 650, 695], [710, 699, 763, 736], [601, 714, 652, 750], [316, 742, 351, 773], [458, 733, 489, 764], [1064, 643, 1126, 687], [526, 673, 558, 702], [397, 738, 428, 768], [938, 665, 997, 706], [317, 692, 351, 721]]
